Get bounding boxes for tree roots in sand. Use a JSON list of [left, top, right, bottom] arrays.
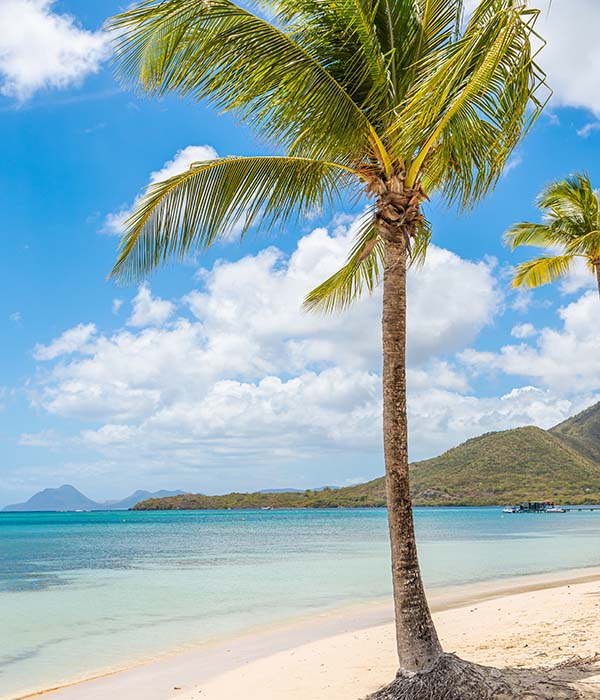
[[366, 653, 600, 700]]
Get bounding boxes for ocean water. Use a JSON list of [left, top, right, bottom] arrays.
[[1, 507, 599, 699]]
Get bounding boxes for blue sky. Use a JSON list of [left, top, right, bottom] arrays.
[[2, 0, 600, 505]]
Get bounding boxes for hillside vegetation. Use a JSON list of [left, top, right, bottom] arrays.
[[551, 402, 600, 465], [134, 403, 600, 509]]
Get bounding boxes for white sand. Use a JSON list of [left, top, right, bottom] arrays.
[[32, 568, 600, 700]]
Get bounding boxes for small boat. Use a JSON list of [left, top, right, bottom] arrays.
[[261, 506, 273, 511], [502, 506, 521, 513], [545, 506, 566, 513]]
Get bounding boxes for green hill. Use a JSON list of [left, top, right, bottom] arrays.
[[134, 403, 600, 510], [409, 425, 600, 505], [550, 401, 600, 465]]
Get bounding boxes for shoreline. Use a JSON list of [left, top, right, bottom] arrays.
[[22, 565, 600, 700]]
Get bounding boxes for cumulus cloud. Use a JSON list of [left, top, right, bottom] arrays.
[[127, 284, 175, 328], [33, 323, 96, 361], [462, 292, 600, 393], [463, 0, 600, 118], [0, 0, 108, 100], [26, 217, 600, 479], [534, 0, 600, 117], [559, 257, 597, 295], [408, 386, 599, 460], [103, 145, 219, 235], [511, 323, 536, 339], [30, 218, 500, 466]]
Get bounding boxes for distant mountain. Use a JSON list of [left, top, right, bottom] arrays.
[[104, 489, 187, 510], [2, 485, 185, 512], [2, 485, 99, 512], [134, 402, 600, 510]]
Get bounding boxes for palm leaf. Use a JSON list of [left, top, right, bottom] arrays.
[[538, 173, 600, 233], [303, 216, 383, 312], [303, 213, 431, 313], [269, 0, 392, 121], [109, 0, 374, 162], [565, 229, 600, 257], [504, 222, 575, 250], [111, 156, 358, 282], [512, 254, 574, 289], [394, 0, 548, 206]]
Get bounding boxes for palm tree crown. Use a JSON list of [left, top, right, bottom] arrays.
[[506, 173, 600, 297], [110, 0, 547, 298]]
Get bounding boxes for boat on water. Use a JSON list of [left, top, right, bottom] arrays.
[[502, 501, 567, 514]]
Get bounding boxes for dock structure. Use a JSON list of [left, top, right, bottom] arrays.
[[504, 501, 600, 513], [506, 501, 559, 513], [563, 506, 600, 512]]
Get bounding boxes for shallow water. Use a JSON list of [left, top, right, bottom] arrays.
[[1, 507, 599, 699]]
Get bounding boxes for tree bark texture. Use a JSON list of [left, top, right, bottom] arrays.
[[381, 239, 443, 673]]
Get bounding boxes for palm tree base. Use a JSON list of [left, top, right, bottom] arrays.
[[366, 653, 593, 700]]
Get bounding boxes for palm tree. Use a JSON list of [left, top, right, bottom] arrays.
[[108, 0, 547, 694], [506, 173, 600, 298]]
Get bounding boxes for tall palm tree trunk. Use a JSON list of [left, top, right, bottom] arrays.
[[595, 262, 600, 299], [382, 239, 443, 673]]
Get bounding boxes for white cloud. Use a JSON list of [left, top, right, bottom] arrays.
[[462, 292, 600, 393], [408, 386, 598, 460], [103, 146, 219, 235], [511, 322, 536, 339], [0, 0, 108, 100], [9, 312, 21, 322], [18, 429, 61, 447], [33, 322, 96, 361], [112, 299, 123, 315], [502, 154, 523, 178], [559, 257, 597, 295], [127, 284, 175, 328], [534, 0, 600, 116], [577, 122, 600, 138], [30, 218, 500, 466], [463, 1, 600, 118], [510, 287, 532, 312]]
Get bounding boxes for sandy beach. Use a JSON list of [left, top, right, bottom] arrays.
[[30, 568, 600, 700]]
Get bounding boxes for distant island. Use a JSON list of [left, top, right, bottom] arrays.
[[2, 485, 185, 512], [134, 401, 600, 510]]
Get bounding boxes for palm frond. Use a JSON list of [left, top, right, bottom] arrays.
[[111, 156, 357, 282], [268, 0, 393, 123], [511, 254, 574, 289], [109, 0, 374, 162], [504, 222, 574, 250], [393, 0, 548, 207], [411, 0, 464, 68], [565, 229, 600, 257], [409, 216, 432, 269], [303, 215, 383, 312], [303, 210, 432, 313], [538, 173, 600, 230]]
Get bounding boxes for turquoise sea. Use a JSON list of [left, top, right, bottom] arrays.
[[1, 507, 599, 699]]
